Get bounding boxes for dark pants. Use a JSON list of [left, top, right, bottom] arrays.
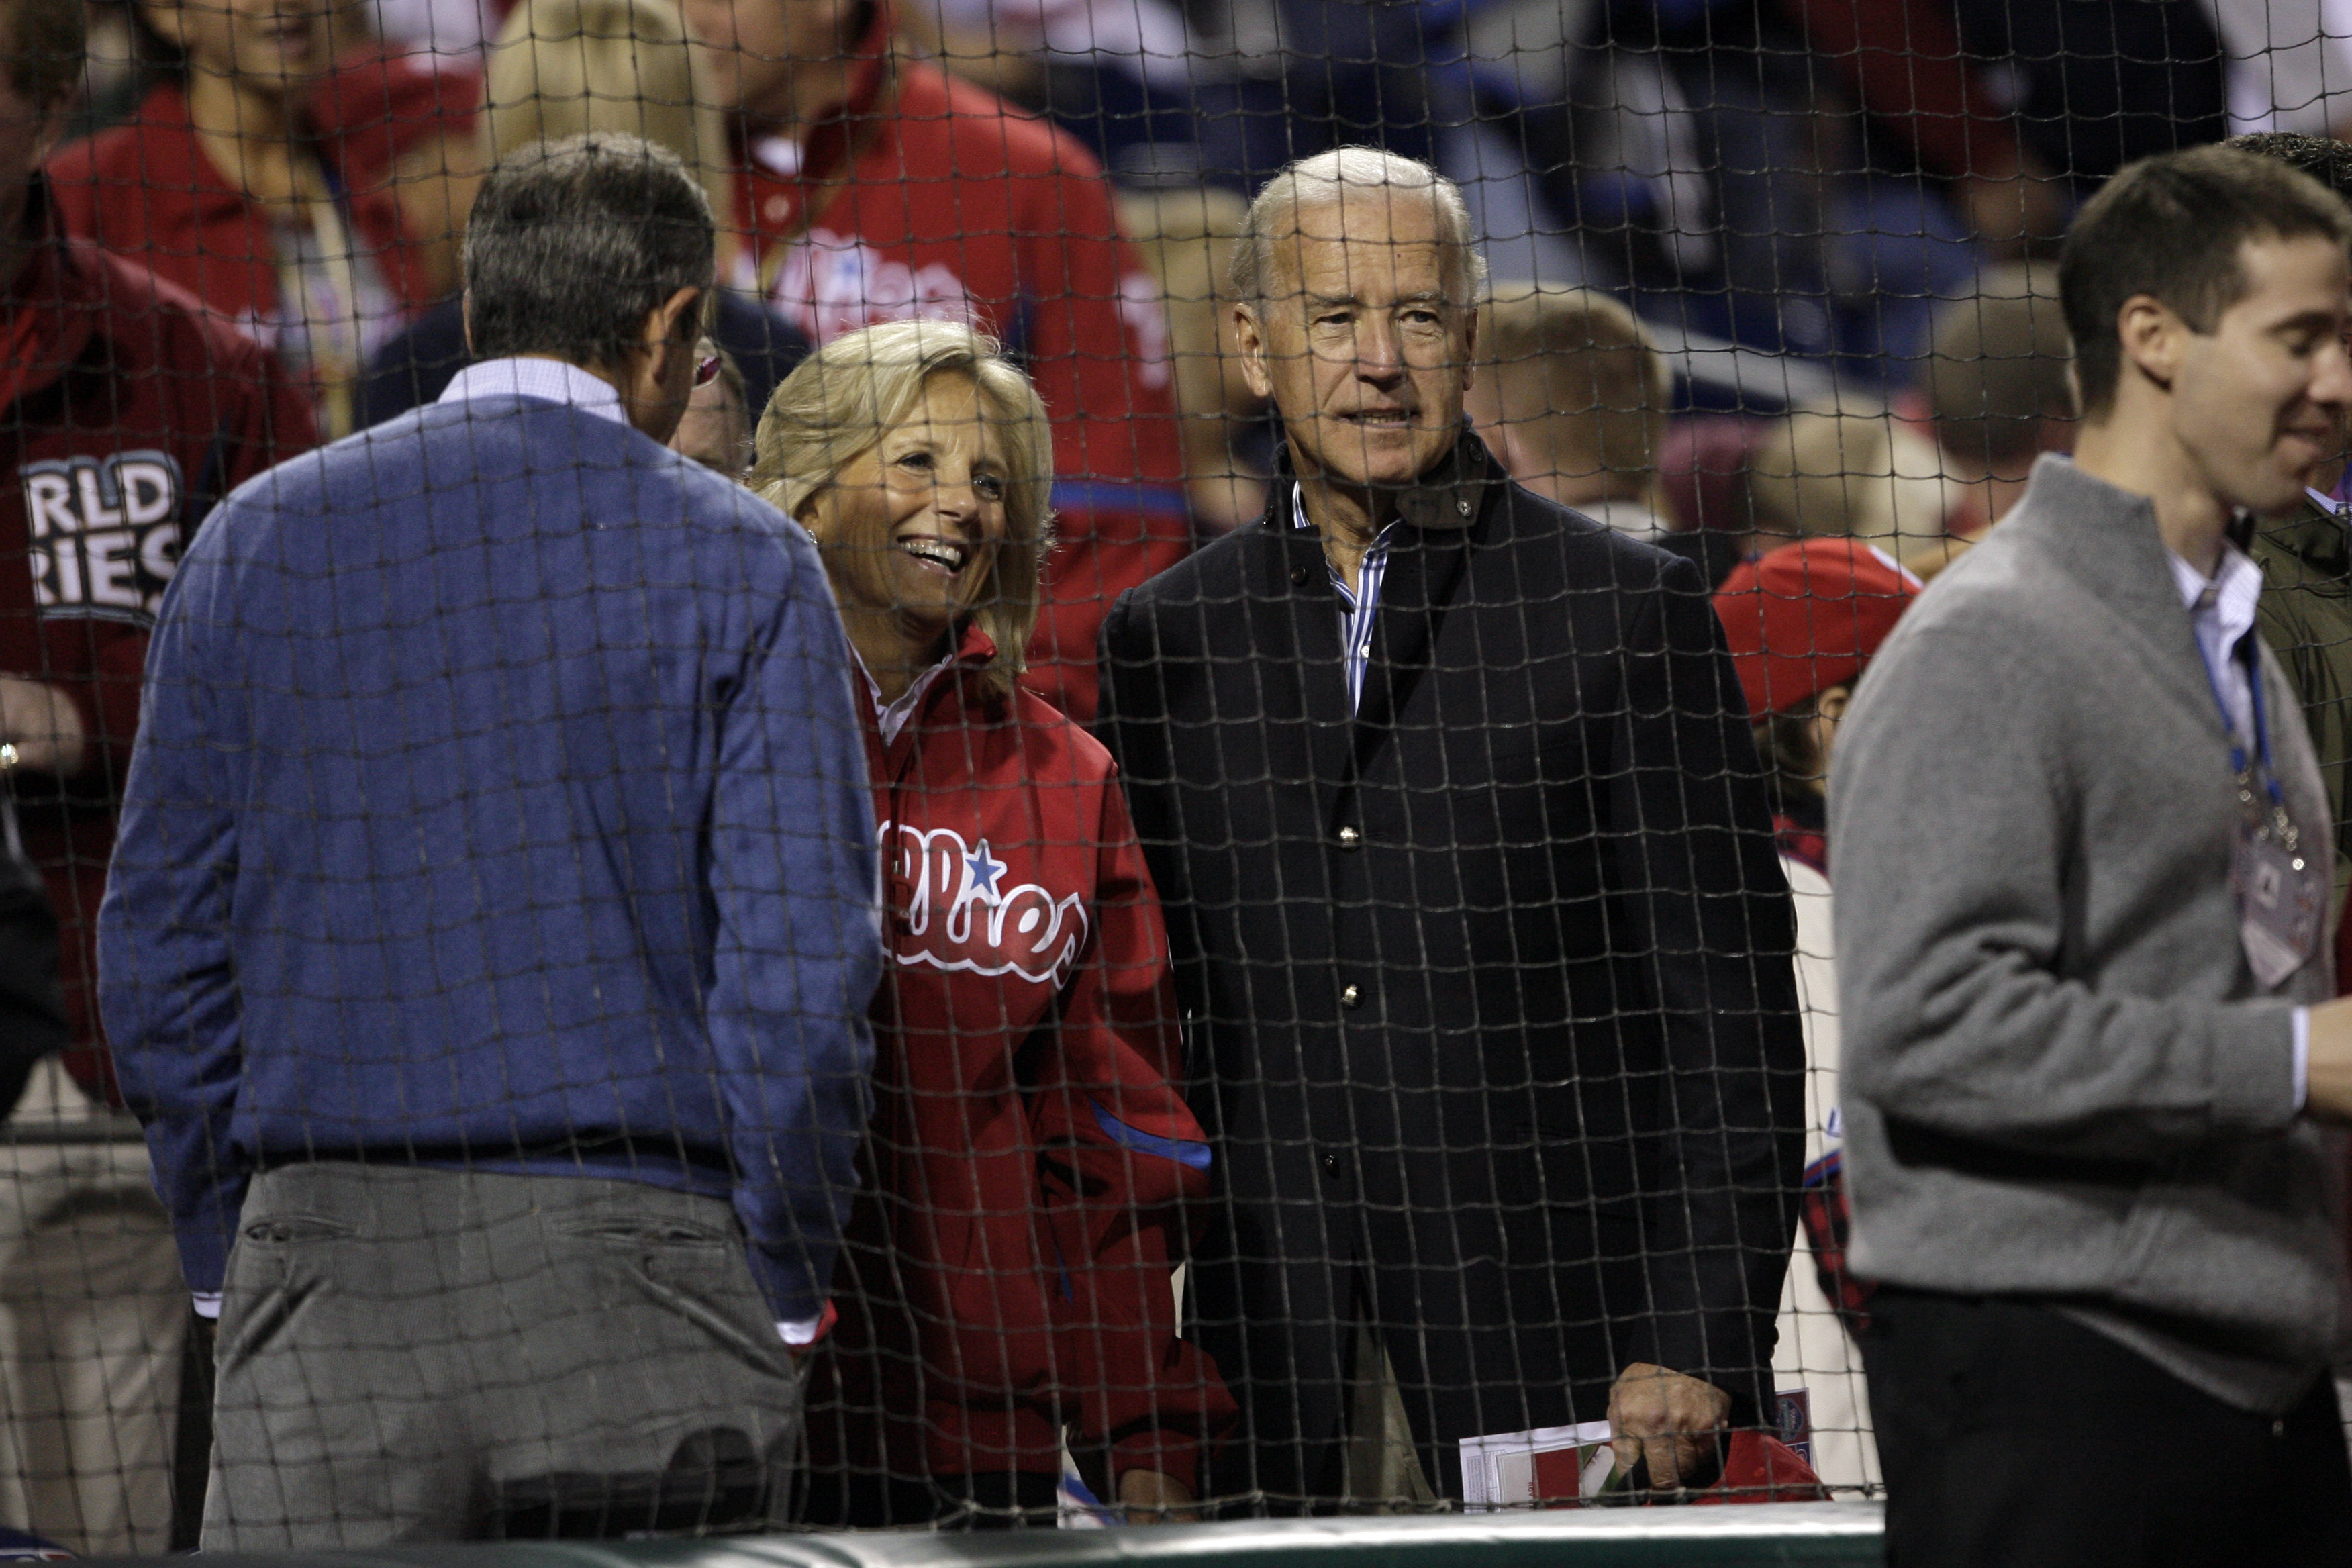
[[1863, 1287, 2352, 1568], [205, 1165, 806, 1549]]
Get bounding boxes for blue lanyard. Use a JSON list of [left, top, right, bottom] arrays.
[[2194, 629, 2288, 814]]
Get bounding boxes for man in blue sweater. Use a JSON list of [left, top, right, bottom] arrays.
[[96, 133, 883, 1548]]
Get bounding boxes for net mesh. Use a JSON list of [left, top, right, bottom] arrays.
[[0, 0, 2335, 1549]]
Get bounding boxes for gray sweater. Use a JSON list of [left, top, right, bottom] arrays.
[[1830, 454, 2348, 1414]]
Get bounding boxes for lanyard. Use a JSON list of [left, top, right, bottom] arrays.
[[2194, 625, 2296, 837]]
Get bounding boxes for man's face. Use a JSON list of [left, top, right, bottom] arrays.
[[144, 0, 332, 93], [2172, 234, 2352, 517], [681, 0, 852, 118], [1234, 189, 1475, 493], [0, 24, 66, 207], [669, 372, 749, 475]]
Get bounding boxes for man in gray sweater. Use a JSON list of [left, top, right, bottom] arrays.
[[1834, 144, 2352, 1565]]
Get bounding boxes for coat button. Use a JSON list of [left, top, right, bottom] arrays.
[[1337, 826, 1361, 848], [1341, 984, 1362, 1008], [1290, 565, 1310, 585], [1321, 1151, 1340, 1178], [1457, 497, 1471, 516]]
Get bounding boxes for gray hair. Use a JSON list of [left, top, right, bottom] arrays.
[[1231, 146, 1487, 309], [464, 132, 715, 370]]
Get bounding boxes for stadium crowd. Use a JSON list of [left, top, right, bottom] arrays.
[[0, 0, 2350, 1558]]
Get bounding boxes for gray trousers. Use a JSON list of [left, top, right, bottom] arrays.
[[205, 1165, 805, 1550]]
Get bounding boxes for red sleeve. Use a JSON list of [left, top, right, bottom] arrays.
[[43, 143, 101, 245], [51, 334, 314, 794], [1026, 763, 1234, 1491], [1777, 0, 2025, 181], [1016, 158, 1189, 723]]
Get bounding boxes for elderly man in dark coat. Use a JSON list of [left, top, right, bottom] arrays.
[[1095, 147, 1806, 1514]]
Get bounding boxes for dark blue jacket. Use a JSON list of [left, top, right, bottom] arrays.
[[99, 393, 882, 1321]]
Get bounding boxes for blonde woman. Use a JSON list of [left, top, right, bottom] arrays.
[[354, 0, 807, 425], [754, 320, 1233, 1528]]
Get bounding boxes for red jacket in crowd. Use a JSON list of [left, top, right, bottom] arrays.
[[46, 47, 473, 352], [731, 15, 1189, 722], [813, 628, 1233, 1498], [0, 185, 317, 1096]]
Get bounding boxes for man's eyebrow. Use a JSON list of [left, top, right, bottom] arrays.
[[1301, 290, 1450, 308], [2272, 308, 2347, 333]]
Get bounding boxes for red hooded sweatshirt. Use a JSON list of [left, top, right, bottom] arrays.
[[814, 627, 1234, 1496], [730, 13, 1189, 724], [0, 183, 317, 1098]]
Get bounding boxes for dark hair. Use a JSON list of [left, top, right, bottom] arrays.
[[464, 132, 714, 370], [2226, 132, 2352, 201], [3, 0, 85, 114], [2061, 145, 2352, 416]]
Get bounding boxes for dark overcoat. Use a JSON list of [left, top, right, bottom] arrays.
[[1094, 434, 1806, 1509]]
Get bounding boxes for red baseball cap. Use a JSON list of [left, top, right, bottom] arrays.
[[1714, 538, 1923, 718]]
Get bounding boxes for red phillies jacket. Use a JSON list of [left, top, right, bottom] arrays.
[[814, 628, 1234, 1496], [46, 48, 473, 348], [732, 17, 1189, 723], [0, 186, 317, 1096]]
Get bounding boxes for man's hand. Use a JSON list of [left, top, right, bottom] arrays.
[[1117, 1468, 1199, 1524], [0, 677, 83, 777], [2304, 997, 2352, 1124], [1606, 1362, 1732, 1491]]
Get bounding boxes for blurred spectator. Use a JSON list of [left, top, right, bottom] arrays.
[[0, 0, 314, 1549], [1748, 406, 1970, 580], [895, 0, 1199, 178], [669, 338, 749, 474], [2232, 130, 2352, 895], [1920, 267, 2076, 533], [1714, 536, 1920, 1498], [683, 0, 1189, 722], [1469, 282, 1674, 533], [354, 0, 810, 427], [1117, 185, 1268, 534], [45, 0, 478, 436]]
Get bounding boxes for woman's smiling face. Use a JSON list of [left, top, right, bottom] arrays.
[[801, 371, 1011, 653]]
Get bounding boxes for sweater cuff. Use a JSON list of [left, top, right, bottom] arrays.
[[2211, 1003, 2303, 1134], [742, 1242, 832, 1324]]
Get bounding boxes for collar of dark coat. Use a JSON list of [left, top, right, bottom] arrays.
[[2253, 493, 2352, 586], [1263, 424, 1500, 535]]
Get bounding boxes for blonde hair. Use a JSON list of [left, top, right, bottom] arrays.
[[483, 0, 734, 251], [1232, 147, 1488, 310], [750, 321, 1055, 699], [1479, 283, 1669, 486]]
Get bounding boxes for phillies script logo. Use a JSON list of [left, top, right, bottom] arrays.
[[20, 452, 184, 623], [888, 821, 1089, 988]]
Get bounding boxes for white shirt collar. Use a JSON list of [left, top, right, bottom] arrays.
[[438, 356, 630, 429], [2166, 540, 2263, 630], [852, 646, 958, 746]]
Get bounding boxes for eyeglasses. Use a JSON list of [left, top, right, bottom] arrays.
[[694, 355, 722, 388]]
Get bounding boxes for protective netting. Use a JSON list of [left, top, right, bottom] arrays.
[[0, 0, 2345, 1551]]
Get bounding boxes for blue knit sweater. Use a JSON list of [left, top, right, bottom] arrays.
[[99, 395, 882, 1321]]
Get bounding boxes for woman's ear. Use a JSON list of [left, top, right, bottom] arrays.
[[1817, 683, 1854, 724]]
